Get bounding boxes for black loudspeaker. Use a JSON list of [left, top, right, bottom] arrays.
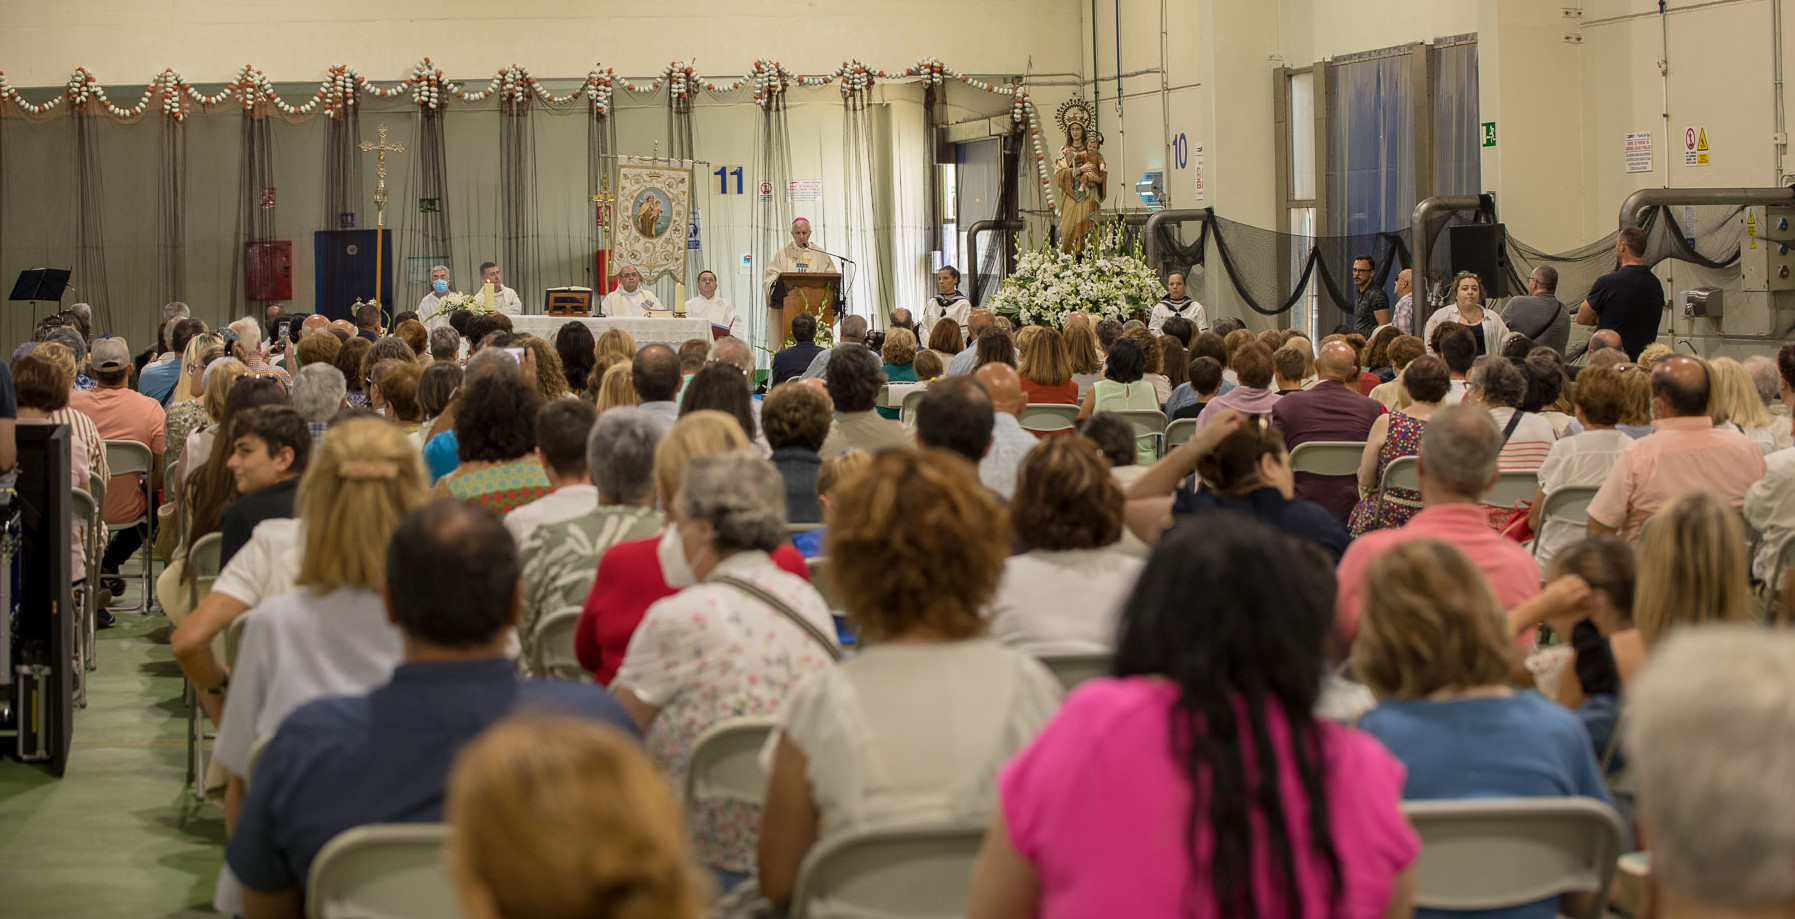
[[1447, 223, 1513, 299], [5, 425, 72, 774]]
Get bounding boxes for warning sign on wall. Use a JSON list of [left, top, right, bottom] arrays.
[[1684, 126, 1710, 167], [1625, 132, 1654, 173]]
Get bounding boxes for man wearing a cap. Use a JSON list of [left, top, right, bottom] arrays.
[[70, 336, 165, 599]]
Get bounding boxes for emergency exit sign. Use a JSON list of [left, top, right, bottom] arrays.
[[1482, 122, 1497, 147]]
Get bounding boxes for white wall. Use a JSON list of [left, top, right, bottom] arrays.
[[1, 0, 1086, 87]]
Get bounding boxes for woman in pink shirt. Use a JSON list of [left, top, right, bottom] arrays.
[[969, 519, 1419, 919]]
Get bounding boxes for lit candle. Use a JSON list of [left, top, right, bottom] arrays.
[[674, 281, 687, 316]]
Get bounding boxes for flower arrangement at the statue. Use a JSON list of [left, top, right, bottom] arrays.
[[987, 220, 1162, 328]]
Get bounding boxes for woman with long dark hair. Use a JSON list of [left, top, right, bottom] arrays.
[[969, 518, 1418, 918], [555, 321, 597, 396]]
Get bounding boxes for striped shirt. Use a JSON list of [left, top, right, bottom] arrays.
[[1488, 407, 1557, 474]]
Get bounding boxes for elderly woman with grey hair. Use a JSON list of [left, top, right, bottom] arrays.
[[1465, 354, 1557, 476], [1629, 626, 1795, 919], [429, 326, 462, 364], [610, 449, 840, 891], [517, 407, 667, 642]]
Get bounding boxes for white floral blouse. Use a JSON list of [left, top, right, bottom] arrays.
[[612, 550, 839, 873]]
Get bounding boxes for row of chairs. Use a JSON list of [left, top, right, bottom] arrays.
[[298, 794, 1627, 919]]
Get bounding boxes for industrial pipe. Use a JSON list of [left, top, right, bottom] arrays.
[[1619, 185, 1795, 230], [966, 219, 1025, 307], [1411, 194, 1492, 328], [1142, 208, 1213, 275]]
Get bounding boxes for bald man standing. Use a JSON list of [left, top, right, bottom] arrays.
[[973, 362, 1038, 499], [1271, 340, 1385, 522]]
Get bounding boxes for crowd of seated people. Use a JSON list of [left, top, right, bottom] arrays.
[[26, 291, 1795, 919]]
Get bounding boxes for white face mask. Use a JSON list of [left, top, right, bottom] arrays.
[[656, 525, 697, 588]]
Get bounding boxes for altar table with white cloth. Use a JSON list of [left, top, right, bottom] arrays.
[[507, 315, 714, 350]]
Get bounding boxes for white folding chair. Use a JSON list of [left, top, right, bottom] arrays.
[[1110, 409, 1169, 458], [529, 606, 586, 680], [1533, 485, 1601, 559], [1162, 417, 1198, 452], [1373, 455, 1420, 519], [682, 717, 779, 819], [899, 389, 928, 426], [69, 487, 99, 693], [187, 532, 224, 610], [1034, 651, 1112, 694], [305, 823, 462, 919], [1287, 441, 1369, 478], [1403, 797, 1627, 919], [1482, 470, 1541, 512], [102, 440, 156, 611], [1018, 403, 1080, 435], [789, 821, 989, 919]]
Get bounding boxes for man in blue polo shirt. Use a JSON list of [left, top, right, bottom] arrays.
[[226, 499, 636, 919]]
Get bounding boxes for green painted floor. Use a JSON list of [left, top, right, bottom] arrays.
[[0, 570, 224, 919]]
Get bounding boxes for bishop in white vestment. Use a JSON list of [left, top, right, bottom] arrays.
[[762, 218, 838, 302]]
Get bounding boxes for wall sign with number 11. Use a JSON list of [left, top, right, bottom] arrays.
[[714, 166, 744, 195]]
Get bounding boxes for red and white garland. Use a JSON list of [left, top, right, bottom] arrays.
[[1, 57, 1057, 211]]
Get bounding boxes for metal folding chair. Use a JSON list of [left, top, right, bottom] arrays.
[[528, 606, 586, 680], [1403, 797, 1627, 919], [1288, 441, 1369, 477], [101, 440, 156, 612]]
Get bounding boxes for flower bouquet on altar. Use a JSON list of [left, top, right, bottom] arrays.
[[987, 219, 1163, 328], [432, 291, 486, 317]]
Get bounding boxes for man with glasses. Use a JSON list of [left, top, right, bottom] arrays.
[[1350, 255, 1389, 337]]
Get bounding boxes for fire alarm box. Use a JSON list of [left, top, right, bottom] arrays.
[[246, 241, 293, 300]]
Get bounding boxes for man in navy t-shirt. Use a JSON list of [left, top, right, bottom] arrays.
[[226, 500, 638, 917], [1577, 225, 1664, 360]]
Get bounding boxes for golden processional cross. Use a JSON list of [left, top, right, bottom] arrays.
[[358, 123, 406, 312]]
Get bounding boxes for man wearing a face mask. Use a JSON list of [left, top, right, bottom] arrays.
[[417, 264, 454, 328]]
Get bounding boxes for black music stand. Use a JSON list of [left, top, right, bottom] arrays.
[[8, 268, 72, 307]]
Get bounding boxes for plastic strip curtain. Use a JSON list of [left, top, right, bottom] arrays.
[[753, 92, 793, 350], [499, 91, 538, 303], [230, 108, 275, 316], [1325, 52, 1414, 331], [1432, 41, 1481, 198], [158, 116, 186, 307], [395, 107, 453, 310], [75, 106, 113, 333], [322, 106, 361, 233], [840, 82, 876, 325]]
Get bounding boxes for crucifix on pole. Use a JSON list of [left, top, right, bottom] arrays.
[[358, 123, 406, 313]]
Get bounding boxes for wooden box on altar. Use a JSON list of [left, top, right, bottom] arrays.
[[544, 287, 593, 317], [768, 272, 842, 350]]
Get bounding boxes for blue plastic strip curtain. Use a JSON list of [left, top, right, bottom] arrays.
[[1433, 42, 1482, 198]]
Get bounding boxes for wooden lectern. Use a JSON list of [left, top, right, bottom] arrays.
[[768, 272, 842, 351]]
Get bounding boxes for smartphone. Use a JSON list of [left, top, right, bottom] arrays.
[[273, 318, 292, 352], [504, 346, 526, 364]]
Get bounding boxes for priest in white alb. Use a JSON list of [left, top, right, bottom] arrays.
[[684, 269, 738, 332], [417, 264, 452, 328], [762, 218, 838, 302], [478, 261, 524, 315], [600, 265, 665, 317]]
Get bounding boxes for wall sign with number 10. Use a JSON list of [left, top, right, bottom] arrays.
[[714, 166, 745, 195]]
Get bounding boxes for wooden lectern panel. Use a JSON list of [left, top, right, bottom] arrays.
[[770, 272, 841, 350]]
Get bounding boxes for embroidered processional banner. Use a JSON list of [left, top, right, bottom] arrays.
[[612, 156, 693, 284]]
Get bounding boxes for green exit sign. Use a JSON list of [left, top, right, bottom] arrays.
[[1481, 122, 1497, 147]]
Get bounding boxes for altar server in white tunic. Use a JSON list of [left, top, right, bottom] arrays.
[[600, 265, 665, 317], [684, 270, 738, 332], [478, 262, 524, 316], [1147, 271, 1207, 335], [920, 266, 972, 344], [762, 218, 838, 303]]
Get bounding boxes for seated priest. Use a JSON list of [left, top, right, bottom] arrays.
[[601, 265, 665, 317], [478, 262, 523, 316], [685, 270, 737, 333]]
